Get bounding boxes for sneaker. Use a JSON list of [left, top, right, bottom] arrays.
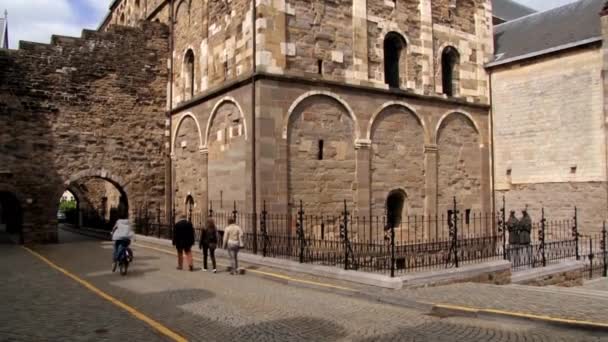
[[112, 262, 117, 272], [202, 268, 208, 272], [212, 269, 217, 273]]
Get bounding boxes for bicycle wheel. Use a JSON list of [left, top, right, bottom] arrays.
[[119, 261, 128, 276]]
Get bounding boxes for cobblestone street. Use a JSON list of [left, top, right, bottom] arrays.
[[1, 230, 607, 341]]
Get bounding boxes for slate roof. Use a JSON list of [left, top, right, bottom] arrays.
[[492, 0, 536, 22], [489, 0, 605, 67]]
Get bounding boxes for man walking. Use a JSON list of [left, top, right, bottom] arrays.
[[173, 215, 195, 271]]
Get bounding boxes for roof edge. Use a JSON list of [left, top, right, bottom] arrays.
[[486, 36, 602, 68]]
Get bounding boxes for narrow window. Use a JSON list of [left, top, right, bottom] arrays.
[[384, 32, 406, 88], [318, 59, 323, 75], [318, 140, 324, 160], [184, 49, 195, 99], [442, 47, 459, 97]]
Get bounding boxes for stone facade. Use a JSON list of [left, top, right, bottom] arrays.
[[150, 0, 493, 230], [0, 22, 169, 243], [491, 40, 606, 234]]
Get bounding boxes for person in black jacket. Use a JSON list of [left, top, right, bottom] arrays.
[[199, 218, 218, 273], [173, 215, 195, 271]]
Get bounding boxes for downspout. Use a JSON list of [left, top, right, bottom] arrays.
[[489, 69, 496, 230], [250, 0, 258, 253], [167, 0, 175, 224]]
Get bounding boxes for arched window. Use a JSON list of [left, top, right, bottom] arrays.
[[135, 0, 140, 8], [441, 47, 459, 97], [386, 189, 406, 229], [384, 32, 407, 89], [184, 49, 195, 99], [120, 13, 125, 24]]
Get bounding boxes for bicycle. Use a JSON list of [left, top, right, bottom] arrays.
[[114, 242, 134, 276]]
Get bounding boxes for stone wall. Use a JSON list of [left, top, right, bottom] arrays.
[[437, 113, 482, 214], [491, 46, 606, 235], [0, 22, 169, 243], [207, 101, 248, 211], [370, 105, 425, 218], [105, 0, 492, 104], [287, 95, 357, 214], [174, 116, 206, 219]]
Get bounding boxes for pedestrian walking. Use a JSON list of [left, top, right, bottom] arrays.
[[222, 217, 244, 275], [173, 215, 195, 271], [199, 218, 218, 273]]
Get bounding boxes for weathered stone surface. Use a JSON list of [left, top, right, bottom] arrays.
[[0, 22, 169, 243], [287, 95, 356, 215], [437, 113, 482, 214], [371, 105, 425, 218]]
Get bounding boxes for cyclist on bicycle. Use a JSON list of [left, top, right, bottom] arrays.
[[111, 217, 135, 272]]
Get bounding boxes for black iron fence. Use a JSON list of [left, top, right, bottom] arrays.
[[134, 197, 608, 278]]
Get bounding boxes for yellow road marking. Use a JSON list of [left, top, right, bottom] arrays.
[[433, 303, 608, 328], [134, 242, 356, 292], [23, 246, 188, 342]]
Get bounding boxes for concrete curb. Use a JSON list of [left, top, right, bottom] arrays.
[[511, 260, 584, 284], [431, 304, 608, 332]]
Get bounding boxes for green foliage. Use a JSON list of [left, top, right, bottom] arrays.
[[59, 199, 77, 212]]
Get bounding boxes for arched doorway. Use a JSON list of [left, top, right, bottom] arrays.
[[385, 189, 406, 230], [0, 191, 23, 244], [65, 177, 129, 231]]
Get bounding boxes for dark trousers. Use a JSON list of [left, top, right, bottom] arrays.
[[113, 239, 131, 262], [202, 245, 216, 270]]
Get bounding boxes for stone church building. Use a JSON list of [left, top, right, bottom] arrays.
[[101, 0, 494, 225], [3, 0, 606, 243]]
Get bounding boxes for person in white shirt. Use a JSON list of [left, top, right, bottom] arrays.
[[111, 218, 135, 272], [222, 217, 244, 275]]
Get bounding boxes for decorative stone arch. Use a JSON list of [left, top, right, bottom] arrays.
[[367, 101, 430, 144], [282, 91, 360, 141], [172, 112, 204, 155], [59, 169, 131, 218], [175, 0, 191, 20], [434, 110, 481, 145], [204, 97, 248, 148]]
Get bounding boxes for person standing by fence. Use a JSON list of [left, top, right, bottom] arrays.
[[222, 217, 244, 275], [173, 215, 195, 271], [199, 218, 218, 273]]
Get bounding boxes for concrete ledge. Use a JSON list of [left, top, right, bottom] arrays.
[[399, 260, 512, 288], [135, 234, 403, 289], [512, 260, 584, 287]]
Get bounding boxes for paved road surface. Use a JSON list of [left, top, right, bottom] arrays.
[[1, 229, 607, 341]]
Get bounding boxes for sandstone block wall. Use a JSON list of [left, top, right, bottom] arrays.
[[492, 46, 606, 234], [0, 22, 169, 243], [105, 0, 493, 106]]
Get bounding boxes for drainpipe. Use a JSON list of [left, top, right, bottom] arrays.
[[166, 0, 175, 225], [250, 0, 258, 253], [489, 70, 496, 231]]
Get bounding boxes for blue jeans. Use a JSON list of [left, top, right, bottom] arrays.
[[113, 239, 131, 262]]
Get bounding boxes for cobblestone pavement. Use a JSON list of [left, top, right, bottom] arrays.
[[386, 282, 608, 324], [0, 244, 167, 342], [9, 230, 607, 341], [583, 278, 608, 291]]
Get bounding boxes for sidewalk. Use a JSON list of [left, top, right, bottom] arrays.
[[134, 235, 608, 330]]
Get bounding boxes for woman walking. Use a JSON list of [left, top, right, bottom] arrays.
[[199, 218, 218, 273], [173, 215, 195, 271], [222, 217, 244, 275]]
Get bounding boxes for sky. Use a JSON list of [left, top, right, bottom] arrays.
[[0, 0, 582, 49]]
